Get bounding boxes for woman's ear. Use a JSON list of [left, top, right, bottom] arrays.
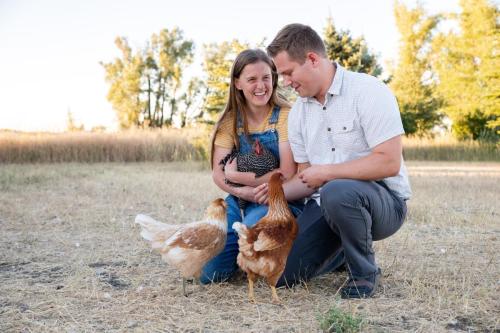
[[235, 78, 242, 90]]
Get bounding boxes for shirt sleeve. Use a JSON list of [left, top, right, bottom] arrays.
[[276, 107, 289, 142], [288, 102, 309, 163], [358, 78, 405, 148], [213, 114, 235, 149]]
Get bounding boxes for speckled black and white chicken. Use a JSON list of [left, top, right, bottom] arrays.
[[220, 138, 279, 210]]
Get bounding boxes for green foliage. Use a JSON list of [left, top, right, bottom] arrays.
[[452, 109, 499, 141], [431, 0, 499, 141], [318, 306, 363, 333], [101, 28, 196, 129], [391, 2, 443, 137], [179, 77, 205, 128], [201, 39, 249, 122], [101, 37, 143, 128], [323, 17, 382, 77]]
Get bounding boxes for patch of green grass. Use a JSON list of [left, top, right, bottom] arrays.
[[318, 306, 363, 333], [0, 168, 52, 190]]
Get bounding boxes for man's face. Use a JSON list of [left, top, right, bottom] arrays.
[[273, 51, 317, 98]]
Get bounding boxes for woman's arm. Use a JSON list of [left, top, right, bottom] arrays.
[[224, 141, 297, 187], [212, 146, 257, 202]]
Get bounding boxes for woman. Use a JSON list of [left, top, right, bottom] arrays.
[[200, 49, 303, 284]]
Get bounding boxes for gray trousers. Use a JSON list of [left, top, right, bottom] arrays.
[[277, 179, 407, 287]]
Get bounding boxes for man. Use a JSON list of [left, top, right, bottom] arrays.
[[255, 23, 411, 298]]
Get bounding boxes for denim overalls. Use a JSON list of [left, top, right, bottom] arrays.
[[201, 105, 304, 283]]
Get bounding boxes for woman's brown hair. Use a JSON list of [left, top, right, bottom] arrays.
[[210, 48, 289, 168]]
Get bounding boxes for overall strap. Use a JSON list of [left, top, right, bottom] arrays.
[[268, 105, 281, 127]]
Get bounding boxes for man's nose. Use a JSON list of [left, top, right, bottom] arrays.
[[281, 76, 291, 87]]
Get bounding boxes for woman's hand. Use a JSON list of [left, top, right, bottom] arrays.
[[224, 157, 238, 183], [235, 186, 258, 203]]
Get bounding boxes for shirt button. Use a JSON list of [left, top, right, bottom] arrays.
[[323, 106, 326, 110], [327, 127, 331, 132], [331, 147, 335, 152], [342, 126, 347, 130]]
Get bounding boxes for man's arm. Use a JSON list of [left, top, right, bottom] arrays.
[[254, 162, 316, 204], [298, 135, 402, 189]]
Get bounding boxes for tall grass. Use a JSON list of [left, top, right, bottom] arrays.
[[0, 127, 211, 163], [403, 136, 499, 161], [0, 129, 497, 163]]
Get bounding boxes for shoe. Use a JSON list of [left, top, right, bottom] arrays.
[[341, 268, 381, 299]]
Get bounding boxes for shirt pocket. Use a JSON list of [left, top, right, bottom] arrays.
[[331, 118, 364, 151]]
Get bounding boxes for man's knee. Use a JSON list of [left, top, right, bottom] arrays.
[[320, 179, 365, 211]]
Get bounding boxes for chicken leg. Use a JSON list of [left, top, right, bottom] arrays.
[[270, 286, 281, 304], [182, 277, 188, 297], [247, 272, 257, 303]]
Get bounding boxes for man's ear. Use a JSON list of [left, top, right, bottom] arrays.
[[306, 52, 321, 67]]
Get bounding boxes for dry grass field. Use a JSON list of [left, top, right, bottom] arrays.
[[0, 161, 498, 332]]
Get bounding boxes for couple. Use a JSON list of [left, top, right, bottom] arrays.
[[201, 23, 411, 299]]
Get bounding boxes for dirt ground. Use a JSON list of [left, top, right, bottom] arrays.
[[0, 161, 498, 332]]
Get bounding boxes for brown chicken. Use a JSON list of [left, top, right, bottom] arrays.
[[232, 173, 298, 303], [135, 198, 227, 296]]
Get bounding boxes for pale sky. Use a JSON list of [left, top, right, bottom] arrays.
[[0, 0, 461, 132]]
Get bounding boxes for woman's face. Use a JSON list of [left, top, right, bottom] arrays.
[[235, 61, 273, 110]]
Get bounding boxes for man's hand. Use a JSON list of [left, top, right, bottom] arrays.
[[298, 165, 328, 189], [253, 183, 269, 205]]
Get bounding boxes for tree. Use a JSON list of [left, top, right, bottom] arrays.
[[323, 17, 382, 77], [178, 77, 204, 128], [201, 39, 249, 123], [431, 0, 499, 140], [390, 1, 443, 136], [146, 28, 194, 127], [101, 37, 143, 129], [101, 27, 194, 129]]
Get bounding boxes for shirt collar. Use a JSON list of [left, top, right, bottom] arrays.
[[329, 62, 344, 96]]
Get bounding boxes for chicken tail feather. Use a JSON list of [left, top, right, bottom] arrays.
[[135, 214, 178, 244], [232, 222, 248, 239]]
